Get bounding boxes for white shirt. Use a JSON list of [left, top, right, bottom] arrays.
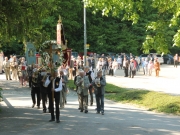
[[117, 58, 122, 64]]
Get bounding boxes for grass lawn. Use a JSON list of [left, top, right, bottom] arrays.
[[67, 80, 180, 115], [105, 83, 180, 115]]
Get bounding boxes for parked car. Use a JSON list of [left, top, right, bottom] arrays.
[[71, 51, 78, 58], [139, 54, 148, 60], [163, 54, 174, 64], [149, 53, 164, 64]]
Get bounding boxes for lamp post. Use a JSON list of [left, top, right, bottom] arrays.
[[83, 0, 87, 66]]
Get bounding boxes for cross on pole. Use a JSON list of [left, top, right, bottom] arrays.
[[44, 42, 60, 102]]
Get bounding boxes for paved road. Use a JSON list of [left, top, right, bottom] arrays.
[[106, 64, 180, 95], [0, 65, 180, 135]]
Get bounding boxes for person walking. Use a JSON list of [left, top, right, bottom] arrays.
[[112, 59, 118, 77], [154, 58, 160, 77], [27, 64, 34, 88], [92, 71, 106, 115], [18, 61, 27, 86], [135, 56, 140, 71], [76, 69, 90, 113], [31, 70, 41, 109], [141, 58, 145, 75], [129, 58, 136, 78], [10, 56, 18, 81], [148, 60, 154, 76], [59, 70, 68, 108], [0, 51, 3, 74], [3, 57, 11, 80], [117, 56, 122, 69], [84, 66, 94, 106], [144, 59, 149, 76], [108, 58, 113, 76], [69, 56, 74, 80], [49, 71, 62, 123], [123, 57, 129, 77], [174, 54, 179, 68], [96, 58, 103, 71]]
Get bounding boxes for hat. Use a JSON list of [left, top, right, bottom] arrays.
[[78, 69, 84, 73]]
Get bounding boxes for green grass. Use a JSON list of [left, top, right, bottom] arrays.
[[105, 84, 180, 115], [67, 80, 77, 91]]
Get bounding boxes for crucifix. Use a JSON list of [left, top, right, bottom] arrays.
[[43, 15, 67, 101]]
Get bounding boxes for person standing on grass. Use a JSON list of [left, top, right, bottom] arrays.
[[92, 70, 106, 115], [154, 58, 160, 77]]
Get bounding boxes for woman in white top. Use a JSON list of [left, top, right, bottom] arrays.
[[117, 56, 122, 69], [96, 58, 103, 71], [112, 59, 118, 76]]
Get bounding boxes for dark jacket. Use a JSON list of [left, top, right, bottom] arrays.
[[92, 76, 106, 95]]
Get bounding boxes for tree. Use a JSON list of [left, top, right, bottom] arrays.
[[87, 0, 180, 54]]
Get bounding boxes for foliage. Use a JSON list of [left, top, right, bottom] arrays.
[[2, 0, 180, 56], [87, 0, 180, 54]]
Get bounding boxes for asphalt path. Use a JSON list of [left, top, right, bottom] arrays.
[[0, 65, 180, 135], [106, 64, 180, 95]]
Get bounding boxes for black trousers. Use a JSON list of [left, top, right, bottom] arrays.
[[47, 92, 52, 112], [109, 69, 114, 76], [124, 68, 128, 77], [41, 92, 47, 111], [89, 86, 93, 105], [29, 76, 32, 87], [50, 92, 60, 120], [31, 87, 40, 106]]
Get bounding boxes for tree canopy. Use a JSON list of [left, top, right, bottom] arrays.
[[1, 0, 180, 56]]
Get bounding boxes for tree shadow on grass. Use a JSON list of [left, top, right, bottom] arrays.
[[148, 102, 180, 115], [106, 90, 150, 103]]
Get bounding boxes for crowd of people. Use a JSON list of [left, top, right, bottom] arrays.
[[79, 53, 161, 78], [0, 51, 179, 123], [0, 53, 107, 123]]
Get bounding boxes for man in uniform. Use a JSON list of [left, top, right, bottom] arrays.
[[76, 69, 90, 113], [49, 71, 62, 123], [31, 69, 41, 109], [59, 70, 68, 108], [84, 66, 94, 106], [92, 71, 106, 115], [3, 57, 11, 80]]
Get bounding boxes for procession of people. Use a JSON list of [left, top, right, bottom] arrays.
[[0, 51, 176, 124]]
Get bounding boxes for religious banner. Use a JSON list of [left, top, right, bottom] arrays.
[[57, 21, 61, 46]]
